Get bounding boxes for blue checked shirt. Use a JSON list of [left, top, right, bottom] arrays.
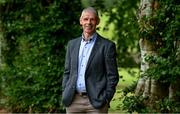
[[76, 33, 97, 93]]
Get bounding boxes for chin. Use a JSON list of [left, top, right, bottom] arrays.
[[85, 30, 95, 33]]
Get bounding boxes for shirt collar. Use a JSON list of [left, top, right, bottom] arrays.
[[81, 32, 97, 42]]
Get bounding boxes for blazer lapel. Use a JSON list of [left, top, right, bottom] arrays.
[[86, 35, 101, 70]]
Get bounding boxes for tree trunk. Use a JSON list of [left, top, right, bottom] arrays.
[[169, 40, 180, 101], [135, 0, 180, 104], [135, 0, 167, 103]]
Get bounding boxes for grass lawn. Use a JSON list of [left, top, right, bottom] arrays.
[[109, 68, 139, 113]]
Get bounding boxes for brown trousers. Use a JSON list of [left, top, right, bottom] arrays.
[[66, 94, 108, 114]]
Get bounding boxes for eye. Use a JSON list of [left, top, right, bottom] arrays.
[[90, 18, 95, 21], [83, 18, 88, 21]]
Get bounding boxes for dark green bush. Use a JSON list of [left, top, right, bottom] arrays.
[[0, 0, 82, 112], [122, 94, 149, 113], [155, 98, 180, 113]]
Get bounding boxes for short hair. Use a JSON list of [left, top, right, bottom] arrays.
[[80, 7, 99, 20]]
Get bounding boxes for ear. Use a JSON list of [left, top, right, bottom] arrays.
[[80, 18, 83, 25], [96, 18, 100, 25]]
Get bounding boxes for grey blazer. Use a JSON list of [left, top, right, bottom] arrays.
[[62, 34, 119, 109]]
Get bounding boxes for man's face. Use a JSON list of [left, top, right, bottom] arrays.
[[80, 11, 99, 36]]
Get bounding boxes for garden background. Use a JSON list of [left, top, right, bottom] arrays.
[[0, 0, 179, 113]]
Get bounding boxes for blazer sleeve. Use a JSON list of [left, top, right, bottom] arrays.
[[105, 42, 119, 102]]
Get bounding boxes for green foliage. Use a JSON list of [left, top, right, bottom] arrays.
[[122, 81, 137, 95], [155, 98, 180, 113], [121, 0, 180, 113], [122, 0, 180, 113], [122, 94, 149, 113], [122, 84, 180, 113], [0, 0, 82, 112], [140, 0, 180, 84], [144, 55, 180, 83], [122, 93, 180, 113], [103, 0, 140, 67], [86, 0, 139, 67]]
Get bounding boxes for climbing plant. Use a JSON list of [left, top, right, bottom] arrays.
[[124, 0, 180, 113], [0, 0, 82, 112]]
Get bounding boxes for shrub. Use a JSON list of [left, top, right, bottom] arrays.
[[0, 0, 82, 112]]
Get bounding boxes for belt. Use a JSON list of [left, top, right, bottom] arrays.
[[76, 91, 87, 96]]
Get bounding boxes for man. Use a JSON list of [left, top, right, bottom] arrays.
[[62, 7, 119, 113]]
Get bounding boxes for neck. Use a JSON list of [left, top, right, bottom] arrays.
[[83, 32, 95, 41]]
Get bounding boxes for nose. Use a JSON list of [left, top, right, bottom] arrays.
[[87, 19, 91, 23]]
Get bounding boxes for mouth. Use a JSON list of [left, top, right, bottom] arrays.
[[85, 25, 92, 29]]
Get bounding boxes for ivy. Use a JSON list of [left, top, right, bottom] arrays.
[[140, 0, 180, 83], [0, 0, 82, 112]]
